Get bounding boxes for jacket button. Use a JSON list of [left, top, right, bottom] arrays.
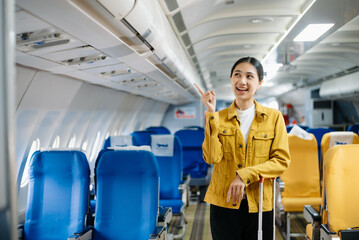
[[264, 134, 267, 138], [210, 116, 214, 120], [223, 130, 226, 133], [247, 180, 250, 184], [239, 144, 243, 148], [238, 164, 242, 168]]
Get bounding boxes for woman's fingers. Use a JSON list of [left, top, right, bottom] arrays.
[[226, 176, 245, 205], [194, 83, 205, 97], [194, 83, 216, 113], [233, 186, 238, 205], [211, 90, 216, 97], [226, 187, 232, 203]]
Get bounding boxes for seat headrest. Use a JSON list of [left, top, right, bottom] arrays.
[[151, 135, 174, 157], [109, 135, 133, 147], [146, 126, 171, 134], [329, 132, 354, 148], [110, 145, 151, 151], [175, 128, 204, 147]]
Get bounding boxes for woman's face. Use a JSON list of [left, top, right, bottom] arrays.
[[230, 62, 262, 104]]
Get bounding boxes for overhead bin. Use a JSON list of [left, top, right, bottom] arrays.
[[86, 0, 202, 93], [319, 71, 359, 98], [16, 0, 201, 104]]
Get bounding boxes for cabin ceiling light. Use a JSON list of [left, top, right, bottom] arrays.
[[250, 17, 274, 24], [294, 23, 334, 42]]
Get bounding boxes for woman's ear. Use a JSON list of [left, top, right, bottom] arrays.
[[257, 80, 263, 90]]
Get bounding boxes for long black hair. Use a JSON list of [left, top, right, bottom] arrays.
[[230, 56, 264, 82]]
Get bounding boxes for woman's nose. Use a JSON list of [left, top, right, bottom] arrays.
[[238, 76, 246, 84]]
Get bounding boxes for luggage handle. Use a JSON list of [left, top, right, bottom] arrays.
[[258, 177, 276, 240]]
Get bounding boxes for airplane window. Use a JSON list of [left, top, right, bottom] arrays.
[[20, 138, 40, 188], [81, 137, 88, 151], [113, 130, 118, 136], [89, 131, 101, 162], [52, 135, 60, 148], [68, 134, 76, 148]]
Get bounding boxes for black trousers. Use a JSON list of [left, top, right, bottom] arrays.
[[210, 199, 273, 240]]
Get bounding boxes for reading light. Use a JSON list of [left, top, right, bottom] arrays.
[[293, 23, 334, 42]]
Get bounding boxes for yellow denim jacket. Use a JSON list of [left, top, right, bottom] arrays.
[[203, 100, 290, 212]]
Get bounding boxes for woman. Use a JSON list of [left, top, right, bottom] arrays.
[[194, 56, 290, 240]]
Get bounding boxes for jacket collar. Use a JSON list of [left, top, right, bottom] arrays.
[[227, 100, 268, 120]]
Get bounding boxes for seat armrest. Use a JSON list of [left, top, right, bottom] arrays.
[[149, 226, 167, 240], [303, 205, 321, 223], [320, 224, 340, 240], [158, 207, 172, 225], [179, 174, 191, 193], [18, 224, 24, 240], [276, 178, 285, 192], [68, 226, 93, 240]]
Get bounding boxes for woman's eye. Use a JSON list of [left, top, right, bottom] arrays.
[[247, 75, 253, 79]]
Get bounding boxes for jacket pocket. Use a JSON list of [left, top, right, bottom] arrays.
[[253, 131, 274, 158], [218, 127, 236, 153]]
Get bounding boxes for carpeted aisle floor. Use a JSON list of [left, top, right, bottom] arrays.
[[169, 202, 307, 240]]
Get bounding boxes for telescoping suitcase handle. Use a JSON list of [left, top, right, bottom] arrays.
[[258, 177, 276, 240]]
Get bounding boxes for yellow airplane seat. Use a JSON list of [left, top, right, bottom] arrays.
[[305, 145, 359, 240], [278, 134, 321, 240]]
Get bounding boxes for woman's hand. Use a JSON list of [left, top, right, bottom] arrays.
[[226, 175, 245, 206], [194, 83, 216, 113]]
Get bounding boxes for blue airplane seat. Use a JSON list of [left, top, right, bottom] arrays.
[[174, 127, 207, 179], [151, 135, 183, 213], [93, 149, 162, 240], [131, 130, 155, 146], [23, 150, 90, 240], [146, 126, 171, 134], [348, 123, 359, 134], [300, 125, 309, 130], [307, 127, 334, 163], [102, 135, 133, 149], [184, 125, 205, 131], [286, 125, 293, 133], [151, 134, 188, 238], [287, 125, 309, 133]]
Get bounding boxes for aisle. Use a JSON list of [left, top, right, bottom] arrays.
[[169, 202, 307, 240]]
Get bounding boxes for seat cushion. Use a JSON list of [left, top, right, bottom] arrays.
[[282, 197, 321, 212], [160, 199, 183, 214]]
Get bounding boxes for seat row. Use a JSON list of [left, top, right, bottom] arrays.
[[276, 129, 359, 239], [100, 133, 188, 239], [20, 149, 172, 240], [19, 126, 193, 240], [286, 125, 359, 164]]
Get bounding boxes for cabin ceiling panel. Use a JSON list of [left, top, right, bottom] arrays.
[[16, 0, 359, 101], [159, 0, 314, 97]]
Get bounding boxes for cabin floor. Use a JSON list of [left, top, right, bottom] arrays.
[[169, 200, 307, 240]]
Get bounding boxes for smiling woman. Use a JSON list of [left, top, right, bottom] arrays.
[[195, 56, 291, 240]]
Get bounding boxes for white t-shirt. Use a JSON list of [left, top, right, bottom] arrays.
[[236, 104, 256, 144]]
